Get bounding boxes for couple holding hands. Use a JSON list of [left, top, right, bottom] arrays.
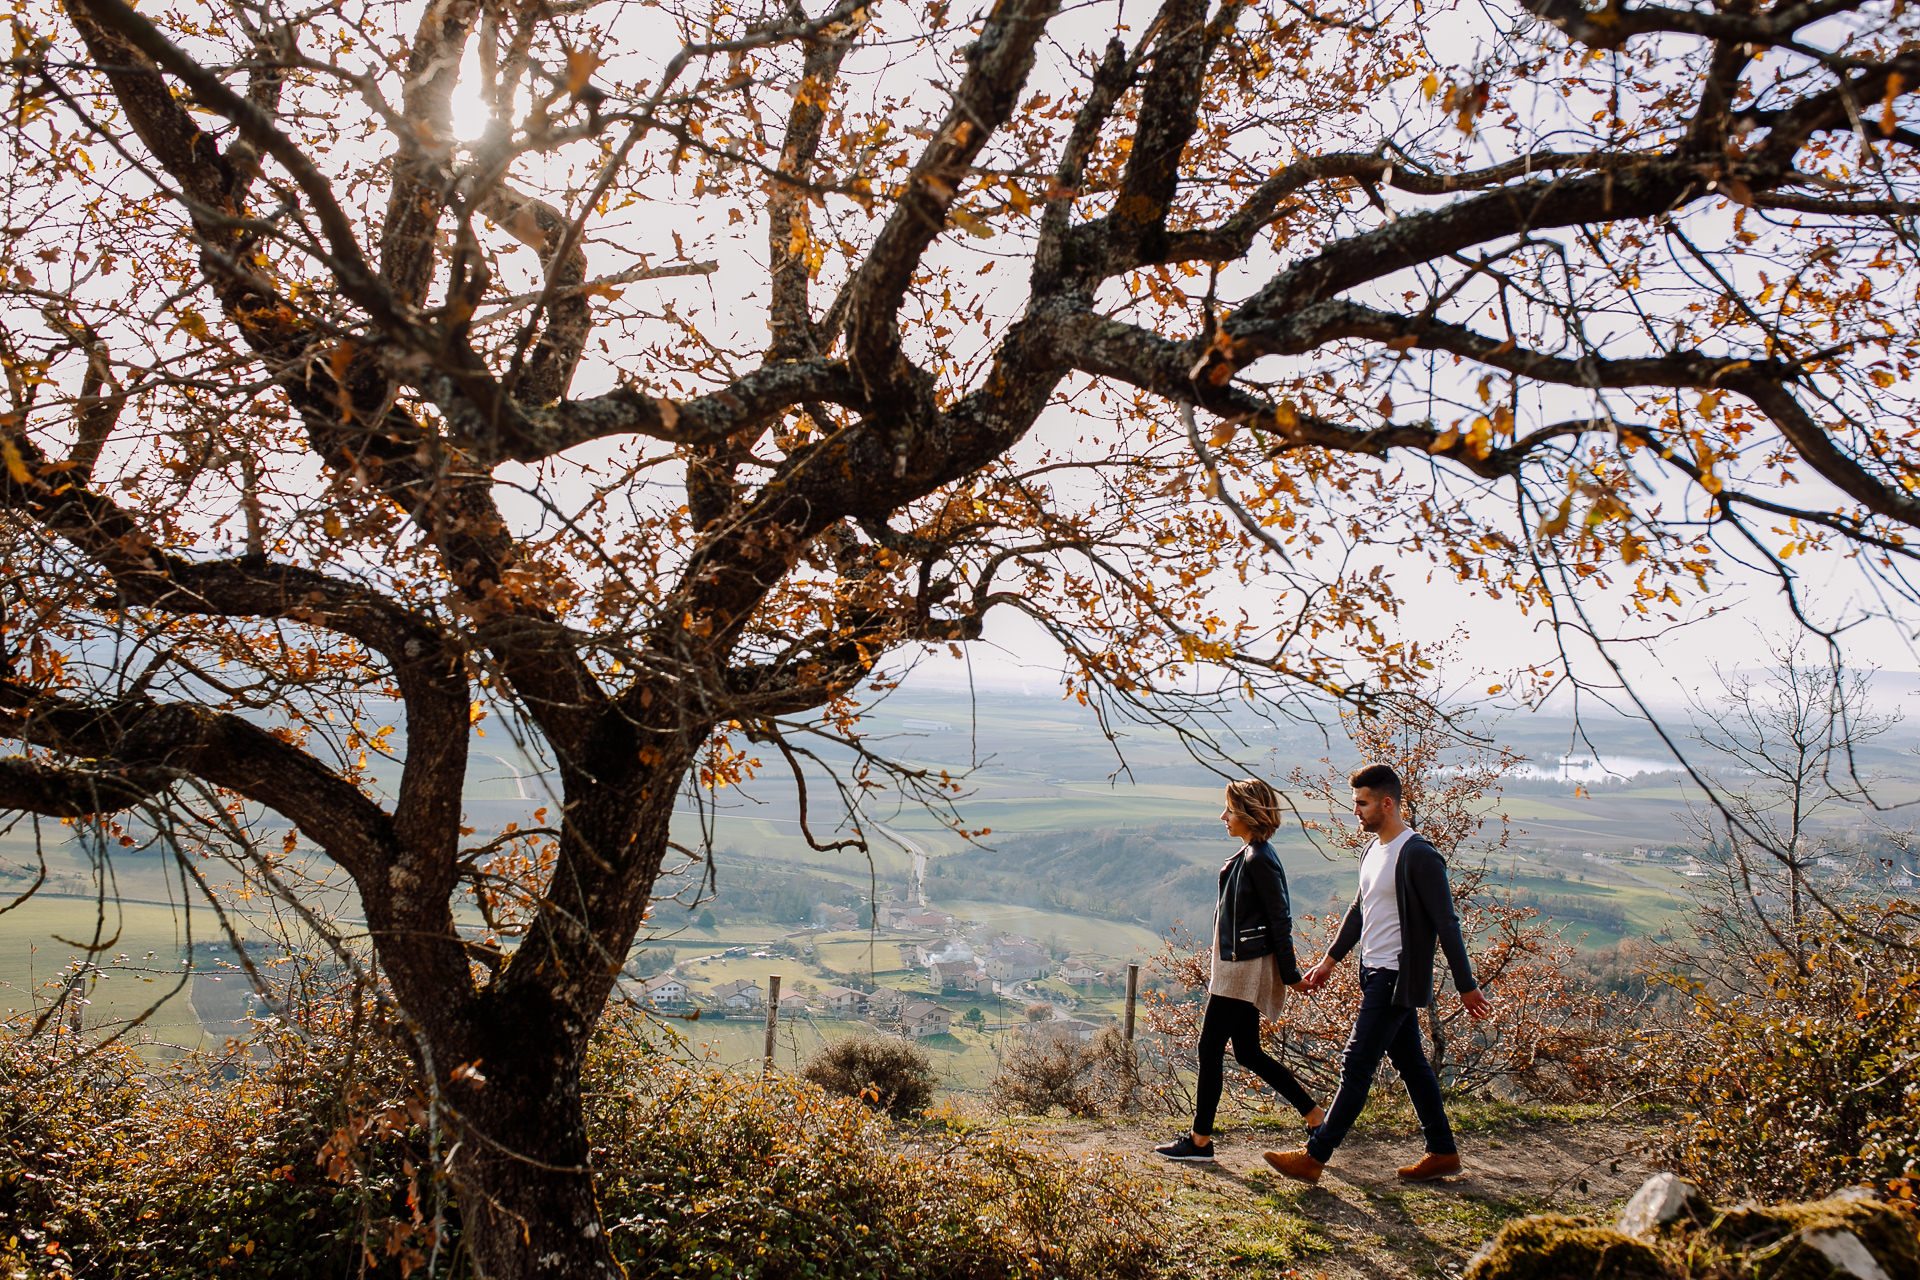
[[1154, 765, 1494, 1183]]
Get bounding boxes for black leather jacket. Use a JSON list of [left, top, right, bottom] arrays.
[[1215, 840, 1303, 984]]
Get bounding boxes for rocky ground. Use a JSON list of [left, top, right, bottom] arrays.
[[1031, 1100, 1658, 1278]]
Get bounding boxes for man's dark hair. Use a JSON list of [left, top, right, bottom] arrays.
[[1349, 763, 1403, 801]]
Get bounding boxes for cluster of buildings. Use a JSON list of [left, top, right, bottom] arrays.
[[899, 932, 1126, 991], [624, 870, 1136, 1043], [620, 973, 809, 1017], [817, 985, 954, 1038], [616, 972, 961, 1039]]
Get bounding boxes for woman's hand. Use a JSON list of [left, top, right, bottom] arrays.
[[1299, 956, 1336, 991]]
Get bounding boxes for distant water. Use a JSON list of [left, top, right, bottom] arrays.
[[1514, 755, 1680, 781]]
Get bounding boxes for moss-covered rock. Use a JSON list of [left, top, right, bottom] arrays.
[[1711, 1197, 1918, 1280], [1464, 1214, 1677, 1280], [1466, 1187, 1920, 1280]]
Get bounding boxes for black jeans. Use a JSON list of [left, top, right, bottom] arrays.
[[1306, 965, 1456, 1162], [1192, 994, 1317, 1136]]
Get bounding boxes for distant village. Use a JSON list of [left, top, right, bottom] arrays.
[[615, 866, 1137, 1042]]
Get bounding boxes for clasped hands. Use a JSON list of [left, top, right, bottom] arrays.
[[1285, 956, 1497, 1019]]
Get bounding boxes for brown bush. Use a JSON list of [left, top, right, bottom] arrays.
[[991, 1025, 1181, 1119], [1632, 903, 1920, 1202], [799, 1034, 938, 1118], [0, 995, 1170, 1280]]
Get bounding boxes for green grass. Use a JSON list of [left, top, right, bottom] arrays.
[[1480, 869, 1687, 939], [1220, 1193, 1336, 1267], [928, 900, 1163, 959], [1240, 1091, 1616, 1141], [0, 894, 217, 1051], [811, 931, 918, 978]]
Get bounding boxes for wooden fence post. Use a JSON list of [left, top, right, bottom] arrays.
[[763, 974, 782, 1072], [1124, 963, 1140, 1042]]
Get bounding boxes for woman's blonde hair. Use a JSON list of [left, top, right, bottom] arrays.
[[1225, 777, 1285, 842]]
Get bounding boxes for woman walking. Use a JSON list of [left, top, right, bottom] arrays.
[[1155, 777, 1321, 1162]]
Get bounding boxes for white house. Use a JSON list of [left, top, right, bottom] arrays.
[[931, 960, 986, 992], [1045, 1017, 1100, 1043], [708, 979, 764, 1011], [638, 975, 689, 1007], [1056, 959, 1103, 988], [986, 949, 1049, 981], [821, 985, 868, 1015], [901, 1001, 952, 1038]]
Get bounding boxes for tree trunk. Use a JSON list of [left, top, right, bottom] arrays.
[[449, 1035, 621, 1279]]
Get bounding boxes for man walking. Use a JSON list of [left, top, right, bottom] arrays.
[[1265, 763, 1493, 1184]]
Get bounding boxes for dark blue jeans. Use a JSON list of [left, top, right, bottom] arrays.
[[1306, 965, 1456, 1162]]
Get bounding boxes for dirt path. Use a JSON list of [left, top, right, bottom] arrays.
[[1038, 1108, 1657, 1278]]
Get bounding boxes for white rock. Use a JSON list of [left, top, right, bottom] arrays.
[[1802, 1229, 1894, 1280], [1618, 1172, 1709, 1239]]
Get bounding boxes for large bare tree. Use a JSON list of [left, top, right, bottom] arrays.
[[2, 0, 1917, 1267]]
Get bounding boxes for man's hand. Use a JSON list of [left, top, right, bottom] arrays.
[[1462, 987, 1494, 1019], [1300, 956, 1335, 991]]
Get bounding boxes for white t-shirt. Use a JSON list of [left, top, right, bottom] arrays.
[[1357, 828, 1415, 969]]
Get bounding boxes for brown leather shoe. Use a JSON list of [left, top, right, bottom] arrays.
[[1263, 1149, 1325, 1184], [1397, 1153, 1463, 1181]]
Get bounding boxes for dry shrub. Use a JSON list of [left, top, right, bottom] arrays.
[[0, 988, 1168, 1280], [993, 1025, 1101, 1117], [800, 1035, 938, 1117], [990, 1025, 1180, 1118], [1634, 901, 1920, 1202], [589, 1026, 1169, 1280], [0, 978, 434, 1278]]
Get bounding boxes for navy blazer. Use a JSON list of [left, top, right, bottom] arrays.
[[1215, 839, 1303, 984], [1328, 833, 1478, 1009]]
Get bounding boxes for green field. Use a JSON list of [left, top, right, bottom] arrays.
[[682, 1017, 1017, 1090], [11, 684, 1899, 1078], [0, 893, 213, 1050], [929, 900, 1163, 961]]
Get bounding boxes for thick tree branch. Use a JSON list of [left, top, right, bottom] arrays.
[[1032, 35, 1133, 292], [0, 683, 397, 882], [1727, 377, 1920, 531], [1225, 159, 1712, 338], [1757, 50, 1920, 166], [767, 8, 862, 360], [0, 755, 173, 817], [1155, 148, 1663, 265], [1522, 0, 1868, 50], [839, 0, 1059, 443], [479, 181, 592, 405], [509, 360, 865, 461], [382, 0, 482, 308], [1104, 0, 1212, 268]]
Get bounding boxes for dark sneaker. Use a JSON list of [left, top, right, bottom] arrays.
[[1154, 1135, 1216, 1162]]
